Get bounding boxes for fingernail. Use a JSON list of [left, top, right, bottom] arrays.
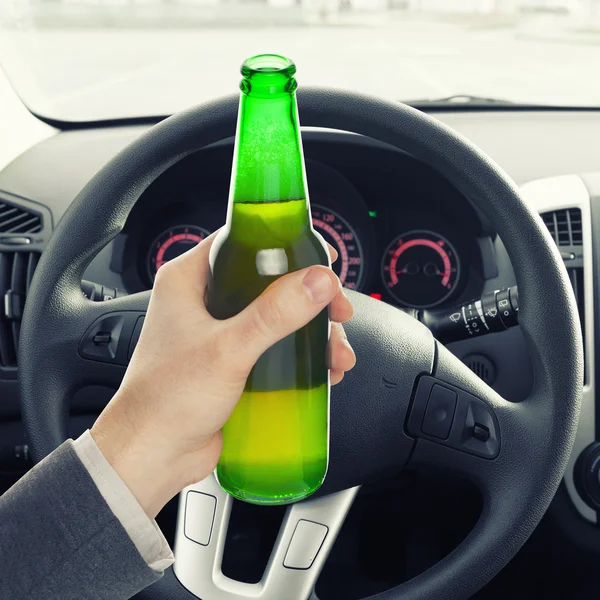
[[303, 268, 334, 303]]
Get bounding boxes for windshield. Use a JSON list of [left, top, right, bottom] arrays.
[[2, 1, 600, 123]]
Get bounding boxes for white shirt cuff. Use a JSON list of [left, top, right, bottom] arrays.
[[72, 430, 175, 573]]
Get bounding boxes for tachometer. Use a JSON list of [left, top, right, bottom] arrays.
[[382, 230, 460, 308], [312, 205, 364, 290], [148, 225, 210, 280]]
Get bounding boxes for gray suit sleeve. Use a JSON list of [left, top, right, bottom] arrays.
[[0, 440, 162, 600]]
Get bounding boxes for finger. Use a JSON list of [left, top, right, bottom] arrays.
[[229, 265, 339, 364], [176, 229, 219, 275], [329, 322, 356, 373], [327, 243, 338, 264], [329, 289, 353, 323], [330, 370, 345, 386], [156, 230, 218, 293]]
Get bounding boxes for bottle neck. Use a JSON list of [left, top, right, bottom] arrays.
[[228, 89, 309, 228]]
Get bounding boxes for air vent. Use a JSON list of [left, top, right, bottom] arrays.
[[0, 200, 42, 235], [0, 252, 40, 372], [541, 208, 582, 246]]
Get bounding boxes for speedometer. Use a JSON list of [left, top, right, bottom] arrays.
[[311, 205, 364, 290]]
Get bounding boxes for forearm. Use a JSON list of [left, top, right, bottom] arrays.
[[0, 440, 162, 600]]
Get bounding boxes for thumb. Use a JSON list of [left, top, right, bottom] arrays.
[[228, 266, 338, 365]]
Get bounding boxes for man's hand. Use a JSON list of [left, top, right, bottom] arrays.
[[91, 233, 356, 518]]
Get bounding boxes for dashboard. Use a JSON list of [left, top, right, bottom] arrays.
[[118, 137, 488, 313], [2, 110, 600, 578]]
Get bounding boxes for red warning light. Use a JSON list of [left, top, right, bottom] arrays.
[[369, 293, 382, 301]]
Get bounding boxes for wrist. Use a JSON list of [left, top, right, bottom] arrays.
[[91, 397, 220, 519], [90, 423, 177, 519]]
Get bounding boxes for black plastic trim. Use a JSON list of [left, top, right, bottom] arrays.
[[407, 374, 500, 459], [79, 310, 145, 366], [30, 111, 167, 132]]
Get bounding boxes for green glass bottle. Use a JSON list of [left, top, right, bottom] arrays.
[[206, 54, 330, 505]]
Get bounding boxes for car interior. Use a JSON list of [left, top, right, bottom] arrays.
[[2, 2, 600, 599]]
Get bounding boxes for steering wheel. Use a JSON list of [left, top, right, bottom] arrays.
[[19, 89, 582, 600]]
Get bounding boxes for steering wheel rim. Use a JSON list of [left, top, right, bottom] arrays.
[[19, 88, 582, 600]]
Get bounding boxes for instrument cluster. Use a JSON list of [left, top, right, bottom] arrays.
[[143, 220, 475, 312], [131, 160, 484, 311], [145, 213, 465, 310]]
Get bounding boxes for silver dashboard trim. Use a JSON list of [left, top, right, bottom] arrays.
[[520, 174, 595, 523]]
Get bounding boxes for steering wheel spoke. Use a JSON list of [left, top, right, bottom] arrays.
[[60, 289, 150, 387], [407, 340, 543, 517], [20, 288, 150, 454], [75, 291, 150, 384], [173, 474, 358, 600]]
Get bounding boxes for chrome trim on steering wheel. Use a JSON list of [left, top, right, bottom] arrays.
[[173, 474, 359, 600]]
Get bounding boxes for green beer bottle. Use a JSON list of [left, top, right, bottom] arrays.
[[206, 54, 330, 505]]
